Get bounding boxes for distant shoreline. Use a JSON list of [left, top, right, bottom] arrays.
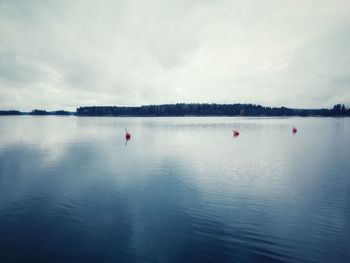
[[1, 103, 349, 117], [1, 115, 348, 118]]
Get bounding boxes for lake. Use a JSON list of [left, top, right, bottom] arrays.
[[0, 116, 349, 262]]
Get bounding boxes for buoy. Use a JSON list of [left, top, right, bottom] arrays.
[[125, 128, 131, 140], [292, 127, 297, 133], [233, 129, 240, 137]]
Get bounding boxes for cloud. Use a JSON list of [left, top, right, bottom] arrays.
[[0, 0, 349, 110]]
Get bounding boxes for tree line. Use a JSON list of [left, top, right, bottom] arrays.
[[76, 103, 350, 117], [1, 103, 349, 116], [0, 110, 72, 115]]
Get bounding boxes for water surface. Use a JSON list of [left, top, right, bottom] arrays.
[[0, 116, 349, 262]]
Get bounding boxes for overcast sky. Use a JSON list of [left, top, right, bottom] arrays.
[[1, 0, 349, 110]]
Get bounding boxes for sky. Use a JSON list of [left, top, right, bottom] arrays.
[[0, 0, 349, 111]]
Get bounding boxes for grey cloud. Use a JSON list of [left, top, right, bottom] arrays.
[[0, 0, 349, 110]]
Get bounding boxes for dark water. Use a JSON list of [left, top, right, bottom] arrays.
[[0, 116, 349, 263]]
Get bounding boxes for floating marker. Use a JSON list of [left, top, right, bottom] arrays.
[[233, 129, 240, 137], [125, 128, 131, 140], [292, 127, 297, 133]]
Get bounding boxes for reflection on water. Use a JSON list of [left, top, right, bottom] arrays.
[[0, 116, 350, 262]]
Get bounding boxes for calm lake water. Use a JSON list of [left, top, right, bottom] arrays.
[[0, 116, 349, 263]]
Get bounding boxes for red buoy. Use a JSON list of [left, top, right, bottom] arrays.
[[233, 129, 240, 137], [292, 127, 297, 133], [125, 128, 131, 140]]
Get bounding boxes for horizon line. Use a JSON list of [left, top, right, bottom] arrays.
[[2, 102, 348, 112]]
